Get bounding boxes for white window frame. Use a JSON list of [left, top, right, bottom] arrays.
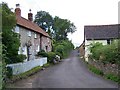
[[15, 26, 19, 33], [36, 45, 39, 52], [34, 33, 37, 38], [28, 31, 31, 37]]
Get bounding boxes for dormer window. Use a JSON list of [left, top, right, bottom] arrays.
[[28, 31, 31, 36]]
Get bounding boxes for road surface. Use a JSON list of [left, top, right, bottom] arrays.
[[8, 50, 118, 88]]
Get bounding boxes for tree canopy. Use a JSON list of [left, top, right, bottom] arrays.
[[34, 11, 76, 41], [2, 2, 20, 64]]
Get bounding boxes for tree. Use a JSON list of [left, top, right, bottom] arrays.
[[34, 11, 53, 36], [2, 2, 20, 64], [34, 11, 76, 40], [53, 16, 76, 41]]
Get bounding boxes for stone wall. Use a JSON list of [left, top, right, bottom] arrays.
[[7, 57, 47, 75], [88, 59, 119, 75]]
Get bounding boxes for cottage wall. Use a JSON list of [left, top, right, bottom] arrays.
[[15, 26, 41, 61], [41, 36, 52, 52]]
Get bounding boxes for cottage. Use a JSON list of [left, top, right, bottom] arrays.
[[14, 4, 52, 61], [84, 24, 119, 62]]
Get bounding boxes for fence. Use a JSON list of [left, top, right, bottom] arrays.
[[7, 57, 47, 75]]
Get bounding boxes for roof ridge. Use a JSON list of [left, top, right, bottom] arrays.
[[16, 16, 50, 38], [85, 24, 120, 27]]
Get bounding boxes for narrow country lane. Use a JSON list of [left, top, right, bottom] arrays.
[[8, 50, 118, 88]]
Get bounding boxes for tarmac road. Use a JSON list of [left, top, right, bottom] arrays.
[[32, 50, 118, 88], [8, 50, 118, 89]]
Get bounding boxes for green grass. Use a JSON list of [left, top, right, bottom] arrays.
[[43, 63, 50, 67], [104, 73, 120, 83], [88, 64, 120, 83], [88, 65, 104, 76]]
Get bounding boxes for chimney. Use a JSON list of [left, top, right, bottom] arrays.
[[28, 9, 33, 21], [15, 4, 21, 16]]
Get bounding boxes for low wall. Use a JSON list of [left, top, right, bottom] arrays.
[[7, 57, 47, 75], [88, 59, 119, 75]]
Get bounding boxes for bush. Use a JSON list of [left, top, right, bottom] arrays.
[[17, 54, 27, 63], [47, 52, 56, 63], [89, 40, 119, 64], [37, 50, 48, 57], [6, 66, 13, 79], [55, 45, 64, 58]]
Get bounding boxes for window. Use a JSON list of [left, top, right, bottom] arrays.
[[34, 33, 37, 38], [36, 45, 39, 52], [107, 39, 110, 45], [28, 31, 31, 36], [15, 26, 19, 33]]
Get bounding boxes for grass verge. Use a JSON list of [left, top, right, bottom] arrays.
[[88, 64, 104, 76], [88, 64, 120, 83]]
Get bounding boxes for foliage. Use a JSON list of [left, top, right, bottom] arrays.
[[54, 45, 65, 58], [89, 42, 103, 60], [37, 50, 48, 57], [34, 11, 76, 40], [53, 16, 76, 41], [54, 40, 74, 58], [16, 54, 27, 63], [88, 65, 104, 76], [104, 73, 120, 83], [6, 66, 13, 79], [34, 11, 53, 36], [89, 40, 119, 64], [2, 2, 21, 64], [47, 52, 56, 63]]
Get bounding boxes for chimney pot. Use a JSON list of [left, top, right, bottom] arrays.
[[15, 4, 21, 16], [28, 9, 33, 21]]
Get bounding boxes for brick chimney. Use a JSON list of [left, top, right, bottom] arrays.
[[28, 9, 33, 21], [15, 4, 21, 16]]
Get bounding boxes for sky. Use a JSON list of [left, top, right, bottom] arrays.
[[1, 0, 119, 47]]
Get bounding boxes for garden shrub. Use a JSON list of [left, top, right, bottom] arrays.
[[6, 66, 13, 79], [47, 52, 56, 63], [89, 40, 119, 64], [37, 50, 48, 57], [55, 45, 65, 58], [17, 54, 27, 63]]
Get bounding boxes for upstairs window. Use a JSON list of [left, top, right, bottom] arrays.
[[28, 31, 31, 36], [34, 33, 37, 38], [15, 26, 19, 33]]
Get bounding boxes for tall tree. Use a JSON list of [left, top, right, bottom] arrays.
[[34, 11, 53, 36], [34, 11, 76, 41], [2, 2, 20, 64], [53, 16, 76, 41]]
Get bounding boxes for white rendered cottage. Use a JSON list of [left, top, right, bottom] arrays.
[[84, 24, 119, 62]]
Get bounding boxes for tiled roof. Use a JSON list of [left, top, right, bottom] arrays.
[[16, 16, 50, 37], [84, 24, 119, 40]]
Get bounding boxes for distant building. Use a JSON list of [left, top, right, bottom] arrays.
[[14, 4, 52, 61], [79, 41, 85, 59], [84, 24, 119, 61]]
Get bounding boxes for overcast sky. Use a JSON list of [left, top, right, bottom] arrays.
[[1, 0, 119, 47]]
